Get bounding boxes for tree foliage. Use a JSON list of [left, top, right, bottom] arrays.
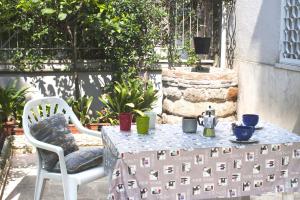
[[0, 0, 165, 75]]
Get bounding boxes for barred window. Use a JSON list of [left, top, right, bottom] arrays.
[[280, 0, 300, 66]]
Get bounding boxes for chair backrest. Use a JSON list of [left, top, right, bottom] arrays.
[[22, 96, 74, 141]]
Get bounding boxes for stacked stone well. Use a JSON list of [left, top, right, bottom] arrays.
[[162, 69, 238, 124]]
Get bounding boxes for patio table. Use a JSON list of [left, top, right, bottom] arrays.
[[102, 122, 300, 200]]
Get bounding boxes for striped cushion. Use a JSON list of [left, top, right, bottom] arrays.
[[52, 148, 103, 174], [30, 113, 79, 170]]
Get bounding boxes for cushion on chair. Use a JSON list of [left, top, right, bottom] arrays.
[[51, 148, 103, 174], [30, 113, 79, 170]]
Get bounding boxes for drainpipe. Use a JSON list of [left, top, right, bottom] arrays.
[[73, 25, 80, 99], [220, 1, 227, 69]]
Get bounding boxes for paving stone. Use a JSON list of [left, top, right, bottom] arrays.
[[4, 153, 108, 200], [12, 133, 103, 154]]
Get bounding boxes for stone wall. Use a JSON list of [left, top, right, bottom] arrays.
[[161, 69, 238, 124]]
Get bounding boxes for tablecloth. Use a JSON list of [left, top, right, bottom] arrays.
[[102, 122, 300, 200]]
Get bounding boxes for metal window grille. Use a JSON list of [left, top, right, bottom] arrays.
[[164, 0, 222, 67], [280, 0, 300, 65]]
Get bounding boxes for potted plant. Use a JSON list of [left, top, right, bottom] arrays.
[[193, 37, 211, 54], [0, 81, 29, 136], [13, 127, 24, 135], [99, 76, 158, 131], [96, 107, 118, 130], [99, 82, 135, 131], [85, 117, 102, 131], [13, 98, 28, 135], [67, 95, 100, 133]]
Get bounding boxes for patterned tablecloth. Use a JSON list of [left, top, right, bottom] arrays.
[[102, 122, 300, 200]]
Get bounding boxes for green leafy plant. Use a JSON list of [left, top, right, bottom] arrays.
[[184, 42, 200, 66], [134, 80, 158, 115], [97, 107, 118, 125], [0, 81, 29, 126], [1, 0, 165, 74], [99, 76, 158, 119], [67, 95, 93, 126], [99, 82, 137, 114]]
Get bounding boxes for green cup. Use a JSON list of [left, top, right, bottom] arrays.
[[136, 116, 150, 134]]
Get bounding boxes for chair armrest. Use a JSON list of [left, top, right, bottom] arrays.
[[80, 126, 102, 138], [57, 150, 68, 175], [70, 113, 102, 138], [25, 134, 64, 154], [25, 134, 68, 174]]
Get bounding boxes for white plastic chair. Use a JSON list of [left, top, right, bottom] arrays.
[[22, 96, 106, 200]]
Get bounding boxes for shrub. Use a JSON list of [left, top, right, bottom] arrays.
[[99, 76, 158, 119]]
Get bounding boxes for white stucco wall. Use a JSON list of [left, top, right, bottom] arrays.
[[0, 71, 162, 116], [235, 0, 300, 134]]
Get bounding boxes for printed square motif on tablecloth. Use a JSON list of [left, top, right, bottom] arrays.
[[194, 154, 204, 165], [204, 183, 214, 192], [192, 185, 201, 195], [164, 165, 174, 174], [166, 180, 176, 190], [218, 177, 228, 186]]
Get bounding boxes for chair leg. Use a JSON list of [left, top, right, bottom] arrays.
[[62, 181, 78, 200], [34, 171, 46, 200]]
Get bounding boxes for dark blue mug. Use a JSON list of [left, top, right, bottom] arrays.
[[242, 114, 259, 127], [233, 125, 254, 141]]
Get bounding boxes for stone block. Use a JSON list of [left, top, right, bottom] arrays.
[[163, 87, 182, 101], [226, 87, 238, 101], [183, 88, 228, 103], [162, 98, 174, 114], [162, 68, 238, 83], [161, 113, 182, 124], [206, 88, 227, 102], [183, 88, 206, 102], [172, 99, 200, 117], [169, 99, 236, 118], [162, 69, 238, 122], [215, 101, 237, 117]]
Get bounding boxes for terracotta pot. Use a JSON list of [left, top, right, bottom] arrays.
[[119, 112, 132, 131], [68, 124, 79, 134], [2, 121, 17, 136], [1, 121, 16, 150], [99, 123, 111, 130], [86, 123, 111, 131], [13, 127, 24, 135], [86, 123, 100, 131]]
